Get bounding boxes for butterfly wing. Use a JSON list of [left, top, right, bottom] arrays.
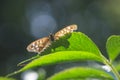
[[26, 24, 77, 53], [54, 24, 77, 40], [27, 37, 51, 53]]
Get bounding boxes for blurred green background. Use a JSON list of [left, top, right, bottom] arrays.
[[0, 0, 120, 79]]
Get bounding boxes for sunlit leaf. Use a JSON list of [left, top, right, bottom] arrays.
[[42, 32, 102, 57], [18, 51, 103, 73], [10, 32, 104, 76], [47, 67, 113, 80], [106, 35, 120, 62]]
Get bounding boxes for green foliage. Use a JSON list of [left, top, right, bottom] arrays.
[[42, 32, 102, 56], [106, 35, 120, 63], [6, 32, 120, 80], [115, 62, 120, 72], [0, 77, 16, 80], [19, 51, 103, 72], [47, 67, 113, 80]]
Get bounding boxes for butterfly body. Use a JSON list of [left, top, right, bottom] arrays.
[[49, 34, 55, 41], [27, 24, 77, 53]]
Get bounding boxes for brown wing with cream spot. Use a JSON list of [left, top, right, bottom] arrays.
[[54, 24, 77, 40], [27, 37, 51, 53]]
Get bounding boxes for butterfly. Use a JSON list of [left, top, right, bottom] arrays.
[[27, 24, 78, 53]]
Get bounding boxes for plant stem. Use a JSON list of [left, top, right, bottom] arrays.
[[17, 54, 40, 66], [102, 55, 120, 80], [110, 63, 120, 80], [6, 70, 21, 77]]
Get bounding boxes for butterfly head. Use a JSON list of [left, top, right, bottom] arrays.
[[49, 33, 55, 41]]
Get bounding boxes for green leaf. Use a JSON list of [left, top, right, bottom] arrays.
[[0, 77, 16, 80], [18, 32, 102, 67], [43, 32, 102, 57], [114, 62, 120, 72], [106, 35, 120, 62], [10, 32, 104, 76], [18, 51, 103, 73], [47, 67, 113, 80]]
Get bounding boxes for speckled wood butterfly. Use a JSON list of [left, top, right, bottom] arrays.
[[27, 24, 77, 53]]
